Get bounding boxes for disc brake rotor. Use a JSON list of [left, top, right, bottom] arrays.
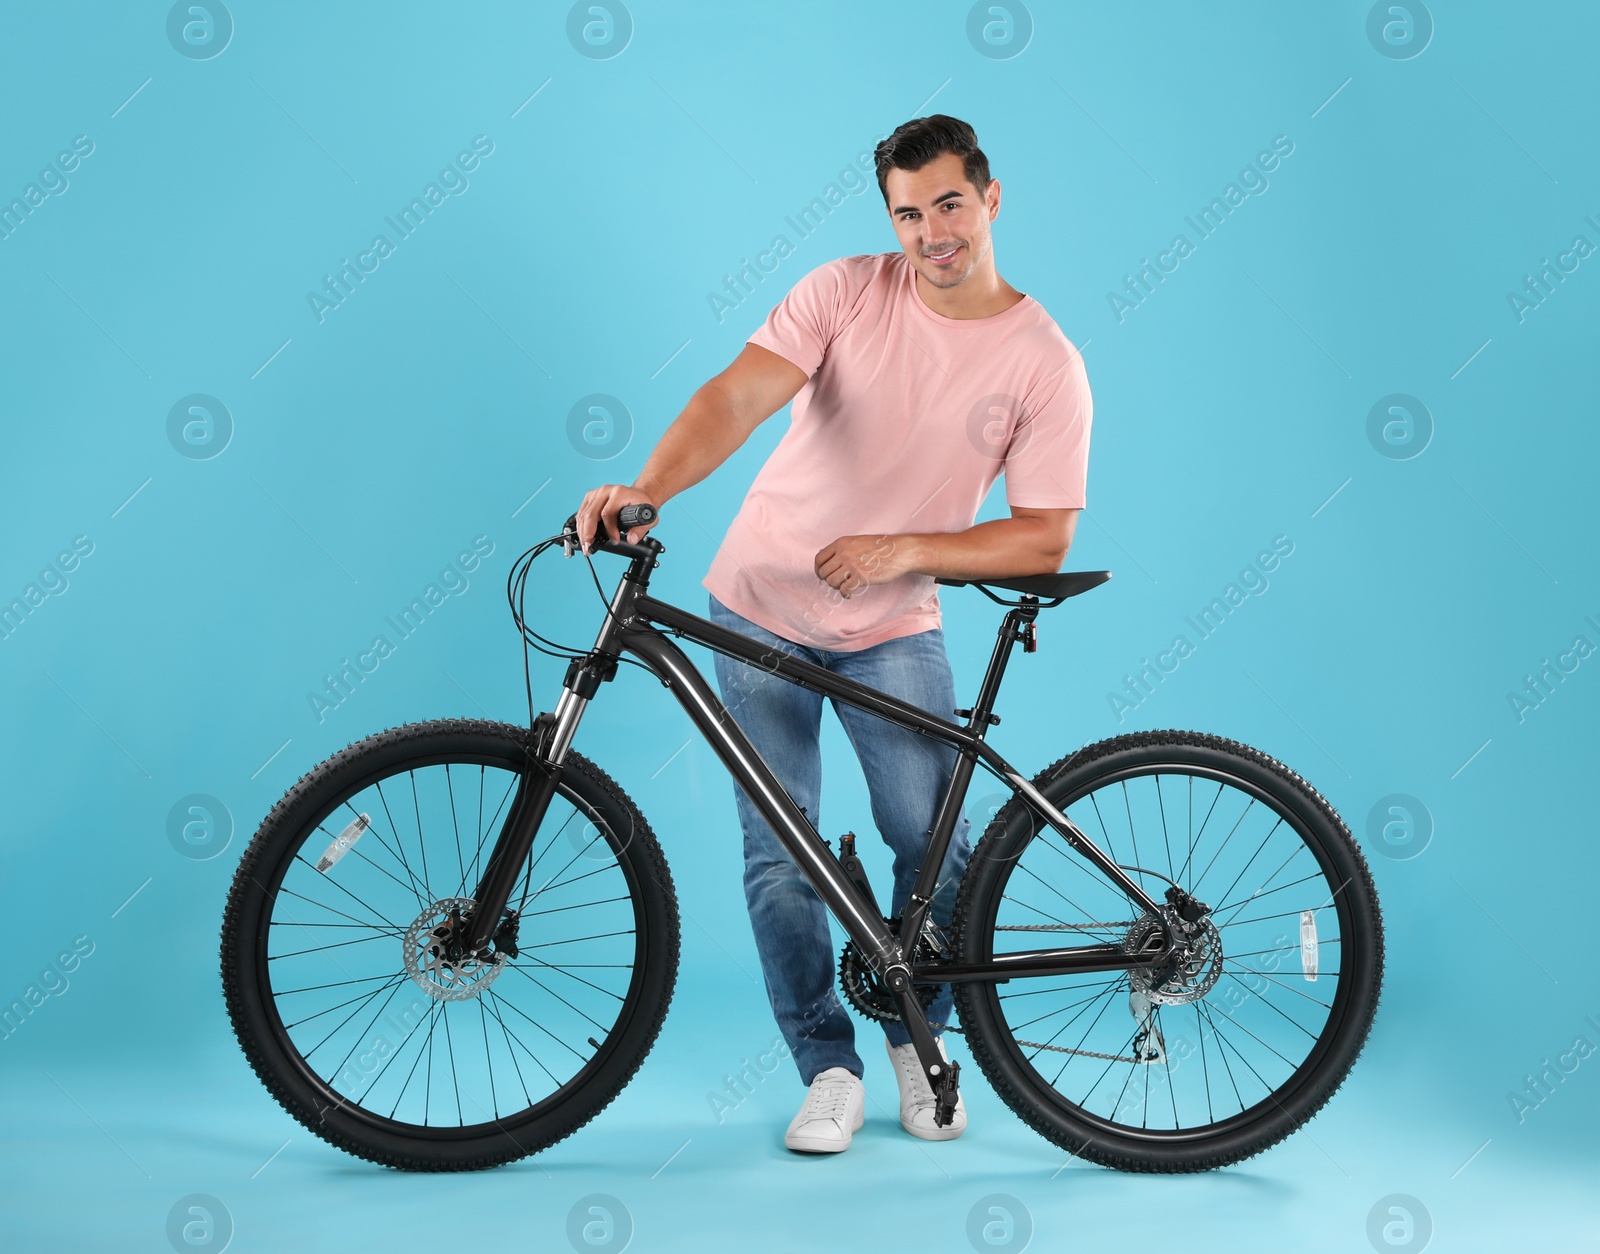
[[1125, 910, 1223, 1006], [403, 897, 506, 1002]]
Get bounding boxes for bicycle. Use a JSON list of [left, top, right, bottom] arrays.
[[220, 504, 1383, 1173]]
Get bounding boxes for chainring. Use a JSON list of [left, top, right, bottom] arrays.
[[838, 940, 939, 1023]]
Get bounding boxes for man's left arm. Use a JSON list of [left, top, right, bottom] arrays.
[[815, 506, 1078, 598]]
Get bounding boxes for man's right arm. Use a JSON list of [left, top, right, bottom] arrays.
[[575, 342, 808, 551]]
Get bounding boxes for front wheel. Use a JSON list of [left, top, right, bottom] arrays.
[[952, 730, 1383, 1172], [221, 718, 680, 1171]]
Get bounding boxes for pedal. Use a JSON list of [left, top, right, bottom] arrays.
[[933, 1059, 962, 1127]]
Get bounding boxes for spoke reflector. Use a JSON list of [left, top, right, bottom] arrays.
[[1299, 909, 1319, 981], [316, 813, 370, 873]]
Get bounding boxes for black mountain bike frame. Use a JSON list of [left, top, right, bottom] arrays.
[[463, 535, 1172, 1001]]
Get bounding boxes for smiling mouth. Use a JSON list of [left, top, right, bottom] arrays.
[[925, 244, 961, 264]]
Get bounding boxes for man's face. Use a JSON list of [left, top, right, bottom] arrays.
[[884, 152, 998, 291]]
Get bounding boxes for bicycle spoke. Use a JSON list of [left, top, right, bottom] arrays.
[[302, 973, 408, 1064], [1009, 861, 1123, 934], [447, 765, 466, 900], [478, 999, 499, 1117], [442, 1000, 462, 1126], [504, 962, 618, 1035], [1155, 776, 1174, 885], [1220, 970, 1322, 1040], [1190, 796, 1255, 896], [1120, 780, 1140, 872], [277, 879, 397, 936], [1177, 779, 1224, 885], [374, 779, 427, 903], [520, 894, 633, 920], [353, 994, 439, 1107], [518, 955, 629, 1000], [490, 986, 591, 1064], [483, 993, 535, 1112], [524, 929, 636, 950], [485, 990, 565, 1085], [1212, 843, 1308, 924], [274, 971, 399, 997], [388, 1000, 441, 1120], [1195, 1003, 1215, 1124], [1087, 791, 1118, 867], [340, 799, 429, 912], [1210, 817, 1286, 919], [1197, 1001, 1247, 1110], [1222, 963, 1333, 1009], [270, 932, 402, 961]]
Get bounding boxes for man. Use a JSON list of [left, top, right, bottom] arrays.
[[577, 114, 1092, 1153]]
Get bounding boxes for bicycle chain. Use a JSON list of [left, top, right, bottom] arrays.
[[926, 919, 1149, 1064], [923, 1019, 1145, 1064]]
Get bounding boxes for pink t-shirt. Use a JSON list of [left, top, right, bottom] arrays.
[[702, 251, 1092, 651]]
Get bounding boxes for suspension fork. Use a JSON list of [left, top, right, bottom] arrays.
[[462, 575, 637, 956], [459, 674, 598, 955]]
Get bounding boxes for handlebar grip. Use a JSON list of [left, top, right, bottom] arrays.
[[617, 502, 657, 531]]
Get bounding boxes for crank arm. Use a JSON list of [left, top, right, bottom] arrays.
[[886, 966, 961, 1127]]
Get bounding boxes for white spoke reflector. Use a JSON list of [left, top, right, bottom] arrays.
[[1299, 909, 1319, 981], [316, 813, 370, 873]]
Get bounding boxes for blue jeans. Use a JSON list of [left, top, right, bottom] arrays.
[[708, 592, 973, 1085]]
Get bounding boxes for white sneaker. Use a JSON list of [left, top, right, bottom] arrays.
[[885, 1037, 967, 1140], [784, 1065, 865, 1153]]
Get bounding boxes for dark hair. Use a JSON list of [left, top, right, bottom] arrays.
[[873, 114, 992, 206]]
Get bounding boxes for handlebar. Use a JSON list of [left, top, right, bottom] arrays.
[[562, 502, 660, 562]]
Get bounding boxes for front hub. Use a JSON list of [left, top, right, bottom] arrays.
[[403, 898, 508, 1002]]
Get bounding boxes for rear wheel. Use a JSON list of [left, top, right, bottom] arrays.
[[220, 718, 679, 1171], [953, 731, 1382, 1172]]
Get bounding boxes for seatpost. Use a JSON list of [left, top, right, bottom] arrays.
[[959, 597, 1039, 731]]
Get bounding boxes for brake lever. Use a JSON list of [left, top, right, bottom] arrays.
[[561, 505, 658, 558], [561, 512, 594, 558]]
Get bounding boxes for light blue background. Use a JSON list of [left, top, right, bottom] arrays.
[[1, 2, 1595, 1251]]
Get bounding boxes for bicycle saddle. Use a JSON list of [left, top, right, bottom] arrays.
[[934, 570, 1111, 607]]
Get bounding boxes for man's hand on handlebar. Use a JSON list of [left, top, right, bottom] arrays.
[[575, 485, 661, 554]]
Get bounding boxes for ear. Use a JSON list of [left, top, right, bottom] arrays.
[[986, 178, 1002, 221]]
